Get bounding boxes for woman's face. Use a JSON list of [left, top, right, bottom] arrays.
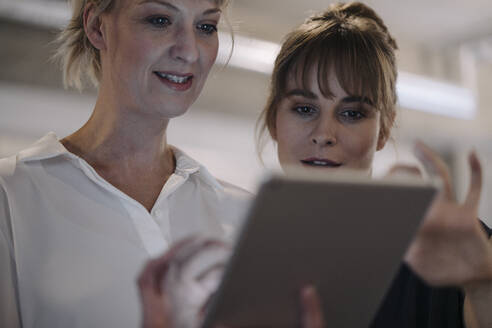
[[274, 67, 387, 175], [98, 0, 220, 119]]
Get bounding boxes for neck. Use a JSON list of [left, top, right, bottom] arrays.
[[62, 90, 173, 173], [61, 86, 180, 212]]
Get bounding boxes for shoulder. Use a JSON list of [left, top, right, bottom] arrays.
[[172, 146, 253, 201], [0, 133, 70, 198], [216, 178, 253, 199], [0, 155, 17, 177], [172, 148, 254, 231], [0, 133, 66, 179]]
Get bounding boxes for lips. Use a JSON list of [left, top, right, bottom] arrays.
[[300, 158, 342, 168], [154, 71, 193, 91]]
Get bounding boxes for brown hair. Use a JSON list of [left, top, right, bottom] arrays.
[[257, 2, 398, 152], [54, 0, 230, 90]]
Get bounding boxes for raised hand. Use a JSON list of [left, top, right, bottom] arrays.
[[403, 141, 492, 287]]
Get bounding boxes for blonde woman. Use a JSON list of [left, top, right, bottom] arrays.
[[139, 2, 492, 328], [0, 0, 252, 327]]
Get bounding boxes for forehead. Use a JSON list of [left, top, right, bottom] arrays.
[[285, 62, 349, 100], [281, 50, 378, 108]]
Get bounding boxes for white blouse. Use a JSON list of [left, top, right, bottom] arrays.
[[0, 133, 250, 328]]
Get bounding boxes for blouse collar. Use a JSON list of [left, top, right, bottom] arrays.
[[16, 132, 224, 192]]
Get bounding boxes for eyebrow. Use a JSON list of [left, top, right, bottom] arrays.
[[138, 0, 221, 15], [285, 89, 374, 106], [342, 96, 374, 107], [285, 89, 317, 99], [138, 0, 178, 11]]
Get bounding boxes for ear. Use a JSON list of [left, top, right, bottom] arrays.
[[376, 129, 389, 151], [269, 124, 277, 141], [83, 3, 106, 51]]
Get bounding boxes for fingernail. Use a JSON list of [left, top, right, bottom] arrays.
[[302, 285, 315, 299], [469, 149, 481, 169], [413, 144, 426, 161]]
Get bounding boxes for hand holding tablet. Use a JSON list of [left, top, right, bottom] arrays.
[[202, 171, 438, 328]]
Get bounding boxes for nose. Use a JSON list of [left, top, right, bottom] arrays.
[[312, 137, 336, 145], [170, 25, 199, 64], [311, 120, 337, 146]]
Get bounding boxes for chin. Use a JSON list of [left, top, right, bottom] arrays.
[[151, 100, 194, 119]]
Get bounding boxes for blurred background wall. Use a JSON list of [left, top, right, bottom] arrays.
[[1, 0, 492, 224]]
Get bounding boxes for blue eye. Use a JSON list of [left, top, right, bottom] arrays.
[[147, 16, 171, 27], [197, 23, 218, 35], [340, 109, 365, 120], [294, 106, 317, 117]]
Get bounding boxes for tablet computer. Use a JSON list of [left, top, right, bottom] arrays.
[[202, 171, 438, 327]]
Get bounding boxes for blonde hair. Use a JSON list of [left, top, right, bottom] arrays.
[[54, 0, 230, 90], [257, 2, 398, 153]]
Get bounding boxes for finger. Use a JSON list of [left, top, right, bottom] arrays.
[[414, 141, 454, 201], [140, 287, 172, 328], [138, 238, 206, 328], [171, 238, 229, 269], [464, 150, 483, 209], [154, 236, 203, 291], [385, 164, 423, 179], [138, 238, 200, 328], [301, 286, 325, 328], [139, 258, 174, 328], [138, 236, 199, 295]]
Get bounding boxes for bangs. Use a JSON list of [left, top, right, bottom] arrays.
[[279, 27, 387, 110], [213, 0, 229, 8]]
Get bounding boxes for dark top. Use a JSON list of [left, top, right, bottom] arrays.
[[371, 222, 492, 328]]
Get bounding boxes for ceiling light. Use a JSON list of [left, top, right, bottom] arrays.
[[217, 32, 280, 74], [397, 71, 476, 119]]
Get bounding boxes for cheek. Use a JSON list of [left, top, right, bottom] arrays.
[[108, 27, 157, 83], [341, 122, 380, 167], [124, 35, 157, 71], [275, 112, 307, 160], [199, 40, 219, 73]]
